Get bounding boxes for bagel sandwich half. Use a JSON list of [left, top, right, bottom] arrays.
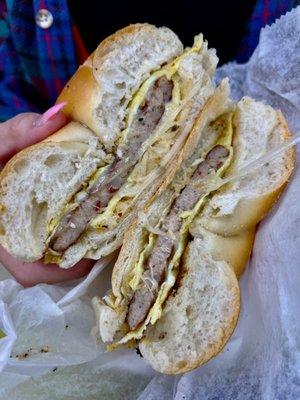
[[0, 24, 218, 268], [92, 80, 295, 374]]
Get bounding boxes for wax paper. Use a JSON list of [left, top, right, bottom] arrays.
[[0, 7, 299, 399]]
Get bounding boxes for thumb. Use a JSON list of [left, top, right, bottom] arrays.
[[0, 103, 68, 166]]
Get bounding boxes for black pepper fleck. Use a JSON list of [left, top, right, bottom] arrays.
[[135, 347, 143, 358]]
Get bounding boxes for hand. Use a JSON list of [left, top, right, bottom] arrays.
[[0, 105, 94, 286]]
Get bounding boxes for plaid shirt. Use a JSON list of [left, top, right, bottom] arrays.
[[0, 0, 295, 122]]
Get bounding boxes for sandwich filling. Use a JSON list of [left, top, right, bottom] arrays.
[[45, 36, 205, 259], [50, 77, 174, 253], [127, 144, 230, 330], [115, 112, 234, 344]]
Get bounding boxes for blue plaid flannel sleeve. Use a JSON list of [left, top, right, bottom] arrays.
[[0, 0, 296, 122], [0, 0, 78, 121]]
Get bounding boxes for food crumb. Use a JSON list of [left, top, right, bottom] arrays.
[[41, 346, 49, 353], [158, 332, 167, 340]]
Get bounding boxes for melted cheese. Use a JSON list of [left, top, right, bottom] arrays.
[[128, 233, 156, 291], [44, 251, 62, 264]]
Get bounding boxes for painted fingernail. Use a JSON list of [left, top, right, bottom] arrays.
[[34, 102, 67, 127]]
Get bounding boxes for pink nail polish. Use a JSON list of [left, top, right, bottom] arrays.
[[34, 102, 67, 127]]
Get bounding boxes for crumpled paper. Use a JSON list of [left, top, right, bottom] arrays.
[[215, 6, 300, 133], [0, 7, 300, 399]]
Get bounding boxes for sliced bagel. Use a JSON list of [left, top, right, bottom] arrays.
[[198, 101, 295, 236], [189, 224, 255, 278], [58, 24, 183, 149], [139, 239, 240, 374], [0, 122, 105, 261]]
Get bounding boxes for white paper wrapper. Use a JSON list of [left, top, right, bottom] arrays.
[[0, 7, 299, 399]]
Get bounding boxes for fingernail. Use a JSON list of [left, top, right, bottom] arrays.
[[34, 102, 67, 127]]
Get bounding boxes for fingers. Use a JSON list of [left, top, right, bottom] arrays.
[[0, 246, 94, 287], [0, 103, 68, 166]]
